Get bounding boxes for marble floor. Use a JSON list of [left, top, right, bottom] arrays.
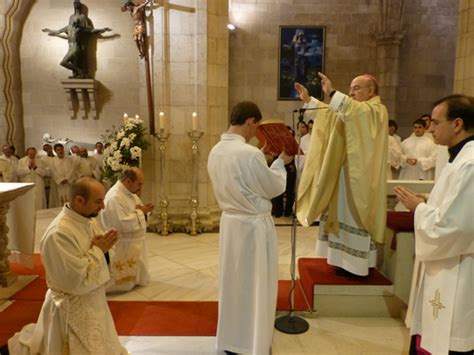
[[24, 209, 410, 354]]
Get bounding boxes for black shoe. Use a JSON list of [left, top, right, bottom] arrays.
[[0, 344, 10, 355], [224, 351, 238, 355]]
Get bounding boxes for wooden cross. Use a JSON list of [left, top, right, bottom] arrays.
[[429, 288, 445, 320]]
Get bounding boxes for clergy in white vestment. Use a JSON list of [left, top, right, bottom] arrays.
[[1, 144, 19, 182], [295, 73, 388, 276], [39, 144, 56, 208], [389, 119, 402, 146], [387, 134, 402, 179], [49, 144, 77, 207], [208, 101, 290, 355], [7, 177, 127, 355], [101, 167, 155, 293], [17, 147, 50, 210], [0, 158, 12, 182], [78, 147, 100, 179], [93, 141, 105, 180], [399, 119, 437, 180], [395, 94, 474, 355]]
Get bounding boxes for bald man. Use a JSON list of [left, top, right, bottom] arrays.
[[294, 73, 388, 276], [7, 177, 126, 354], [101, 167, 155, 293]]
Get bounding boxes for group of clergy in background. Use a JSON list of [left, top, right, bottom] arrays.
[[0, 141, 105, 210], [387, 114, 450, 181]]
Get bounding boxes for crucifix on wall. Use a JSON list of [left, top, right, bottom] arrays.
[[121, 0, 195, 135]]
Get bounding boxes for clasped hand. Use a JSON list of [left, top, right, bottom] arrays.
[[92, 228, 118, 252], [393, 186, 426, 212], [137, 202, 155, 214]]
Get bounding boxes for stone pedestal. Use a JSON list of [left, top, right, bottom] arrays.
[[61, 79, 98, 120], [0, 183, 35, 287]]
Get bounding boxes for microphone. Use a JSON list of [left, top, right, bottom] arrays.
[[294, 107, 326, 113]]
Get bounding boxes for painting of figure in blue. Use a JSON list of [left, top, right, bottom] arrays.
[[278, 26, 325, 100]]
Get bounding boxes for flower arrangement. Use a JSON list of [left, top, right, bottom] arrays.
[[102, 114, 150, 184]]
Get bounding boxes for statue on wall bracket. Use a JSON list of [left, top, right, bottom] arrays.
[[42, 0, 111, 78]]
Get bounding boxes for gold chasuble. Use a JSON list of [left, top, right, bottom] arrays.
[[297, 93, 388, 251]]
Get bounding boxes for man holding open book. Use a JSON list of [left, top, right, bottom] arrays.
[[295, 73, 388, 277], [208, 101, 293, 355]]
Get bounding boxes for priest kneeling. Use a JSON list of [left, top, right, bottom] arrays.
[[395, 94, 474, 355], [7, 177, 127, 354]]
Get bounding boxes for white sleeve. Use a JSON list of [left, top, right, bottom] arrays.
[[248, 152, 287, 200], [414, 164, 474, 261], [41, 230, 110, 295]]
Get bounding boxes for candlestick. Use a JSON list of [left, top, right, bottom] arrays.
[[187, 130, 204, 236], [154, 132, 171, 236], [192, 112, 198, 131], [159, 112, 165, 131]]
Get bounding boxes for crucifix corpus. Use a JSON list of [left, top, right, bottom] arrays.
[[122, 0, 195, 135]]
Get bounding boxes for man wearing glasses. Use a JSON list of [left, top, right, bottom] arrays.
[[294, 73, 388, 277], [395, 94, 474, 355]]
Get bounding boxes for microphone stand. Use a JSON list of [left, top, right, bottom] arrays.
[[275, 106, 327, 334]]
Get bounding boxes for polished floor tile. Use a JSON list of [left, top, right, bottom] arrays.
[[24, 209, 410, 354]]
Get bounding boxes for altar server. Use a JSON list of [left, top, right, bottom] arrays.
[[208, 101, 290, 355], [395, 94, 474, 354], [17, 147, 49, 210]]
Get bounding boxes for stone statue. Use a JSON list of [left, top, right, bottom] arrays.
[[121, 0, 151, 59], [42, 0, 111, 78]]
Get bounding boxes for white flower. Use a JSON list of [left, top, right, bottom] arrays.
[[128, 133, 137, 141], [116, 130, 125, 140], [120, 137, 131, 148], [113, 150, 122, 159], [130, 146, 142, 159], [110, 141, 118, 151]]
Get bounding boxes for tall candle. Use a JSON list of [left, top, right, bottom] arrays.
[[159, 112, 165, 131], [192, 112, 198, 131]]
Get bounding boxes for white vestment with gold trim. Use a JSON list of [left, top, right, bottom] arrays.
[[407, 141, 474, 354]]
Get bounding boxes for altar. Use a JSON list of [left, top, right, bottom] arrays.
[[0, 183, 35, 287]]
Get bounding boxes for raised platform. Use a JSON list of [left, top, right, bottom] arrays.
[[298, 258, 402, 317]]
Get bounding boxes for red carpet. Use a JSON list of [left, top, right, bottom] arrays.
[[3, 256, 391, 343], [298, 258, 393, 309], [1, 256, 308, 344]]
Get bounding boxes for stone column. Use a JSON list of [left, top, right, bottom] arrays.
[[453, 0, 474, 95], [375, 33, 404, 119]]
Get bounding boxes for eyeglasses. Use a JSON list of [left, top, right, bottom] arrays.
[[349, 85, 370, 92]]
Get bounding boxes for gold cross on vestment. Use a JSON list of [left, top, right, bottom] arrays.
[[429, 288, 445, 320]]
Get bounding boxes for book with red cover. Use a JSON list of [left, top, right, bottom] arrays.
[[256, 119, 300, 155]]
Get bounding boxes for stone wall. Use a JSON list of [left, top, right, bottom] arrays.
[[229, 0, 458, 139], [20, 0, 142, 150], [454, 0, 474, 95], [396, 0, 458, 137]]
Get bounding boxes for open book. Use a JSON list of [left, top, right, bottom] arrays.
[[256, 119, 300, 156]]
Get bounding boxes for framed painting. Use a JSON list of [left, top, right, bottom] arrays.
[[278, 26, 326, 100]]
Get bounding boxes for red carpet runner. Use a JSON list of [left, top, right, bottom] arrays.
[[1, 256, 391, 344]]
